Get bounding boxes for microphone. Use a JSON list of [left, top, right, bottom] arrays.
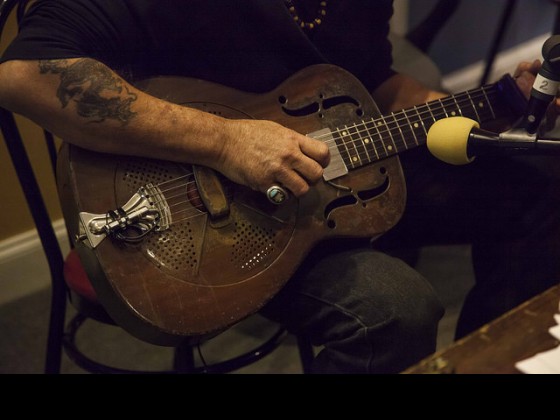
[[524, 35, 560, 134], [426, 116, 479, 165], [427, 116, 560, 165]]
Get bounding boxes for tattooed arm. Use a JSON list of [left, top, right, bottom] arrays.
[[37, 59, 138, 124], [0, 58, 328, 197]]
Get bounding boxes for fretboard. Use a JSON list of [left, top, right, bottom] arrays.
[[320, 77, 517, 175]]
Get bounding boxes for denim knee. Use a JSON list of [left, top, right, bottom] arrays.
[[307, 251, 445, 373]]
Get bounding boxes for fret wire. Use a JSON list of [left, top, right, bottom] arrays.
[[413, 105, 428, 137], [370, 120, 389, 158], [480, 85, 496, 119], [370, 113, 416, 156], [390, 111, 408, 150], [349, 124, 366, 166], [470, 91, 490, 121], [452, 95, 463, 117], [411, 108, 426, 144], [345, 124, 365, 166], [401, 109, 419, 146], [362, 120, 381, 160], [315, 83, 505, 167], [465, 90, 481, 121], [452, 93, 473, 119], [358, 120, 374, 163], [404, 113, 432, 142], [368, 90, 476, 151], [426, 102, 437, 123], [379, 114, 398, 154], [458, 98, 477, 120], [372, 119, 389, 157], [372, 120, 397, 156], [437, 98, 448, 118], [379, 90, 491, 137], [335, 127, 356, 168], [349, 122, 373, 164]]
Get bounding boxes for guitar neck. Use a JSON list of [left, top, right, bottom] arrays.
[[325, 76, 520, 172]]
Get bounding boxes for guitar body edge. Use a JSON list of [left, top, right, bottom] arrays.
[[57, 64, 407, 345]]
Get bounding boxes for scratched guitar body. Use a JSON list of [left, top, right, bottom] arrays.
[[57, 65, 404, 344], [57, 64, 518, 345]]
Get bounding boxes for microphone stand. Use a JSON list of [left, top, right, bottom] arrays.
[[524, 35, 560, 133], [467, 118, 560, 156]]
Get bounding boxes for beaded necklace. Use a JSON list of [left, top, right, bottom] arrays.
[[285, 0, 328, 31]]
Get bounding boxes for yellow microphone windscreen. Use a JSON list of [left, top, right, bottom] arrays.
[[427, 117, 479, 165]]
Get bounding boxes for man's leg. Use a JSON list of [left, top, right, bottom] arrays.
[[260, 240, 444, 373], [377, 149, 560, 339]]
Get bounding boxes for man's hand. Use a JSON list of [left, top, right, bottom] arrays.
[[514, 59, 560, 113], [215, 119, 330, 198], [0, 57, 331, 198]]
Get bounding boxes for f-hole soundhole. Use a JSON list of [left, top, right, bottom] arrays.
[[322, 95, 360, 110], [281, 101, 320, 117], [279, 94, 361, 117], [323, 175, 390, 220]]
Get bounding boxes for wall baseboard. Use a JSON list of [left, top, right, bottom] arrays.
[[0, 219, 69, 264], [0, 219, 70, 306]]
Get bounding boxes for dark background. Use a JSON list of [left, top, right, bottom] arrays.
[[409, 0, 557, 75]]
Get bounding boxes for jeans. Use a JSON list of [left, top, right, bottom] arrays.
[[260, 148, 560, 374]]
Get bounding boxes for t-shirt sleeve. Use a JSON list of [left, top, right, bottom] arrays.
[[0, 0, 137, 65]]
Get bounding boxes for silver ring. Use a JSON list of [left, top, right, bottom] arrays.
[[266, 185, 288, 205]]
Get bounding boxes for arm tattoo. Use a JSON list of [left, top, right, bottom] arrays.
[[38, 58, 137, 124]]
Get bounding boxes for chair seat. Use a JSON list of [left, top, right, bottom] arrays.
[[63, 248, 98, 303]]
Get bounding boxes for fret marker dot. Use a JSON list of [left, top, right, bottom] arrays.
[[478, 102, 484, 108], [352, 156, 358, 162], [451, 111, 456, 116], [414, 123, 419, 128], [387, 145, 393, 151], [364, 138, 370, 144], [377, 122, 383, 126], [342, 131, 347, 136]]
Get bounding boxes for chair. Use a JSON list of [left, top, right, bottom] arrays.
[[405, 0, 461, 54], [0, 0, 314, 374], [390, 0, 461, 92]]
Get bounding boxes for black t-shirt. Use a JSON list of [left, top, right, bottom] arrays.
[[1, 0, 395, 93]]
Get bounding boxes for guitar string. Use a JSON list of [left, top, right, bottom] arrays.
[[130, 87, 502, 226], [147, 123, 496, 223], [152, 87, 496, 199], [146, 88, 499, 225], [326, 90, 498, 165], [317, 89, 497, 156], [153, 87, 496, 202], [155, 87, 497, 198], [309, 88, 496, 152]]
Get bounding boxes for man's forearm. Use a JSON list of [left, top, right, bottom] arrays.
[[0, 58, 227, 167], [0, 57, 329, 197]]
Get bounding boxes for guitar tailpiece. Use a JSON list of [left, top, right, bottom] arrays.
[[113, 223, 157, 244], [78, 183, 172, 249]]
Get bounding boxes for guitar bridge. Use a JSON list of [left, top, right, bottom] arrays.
[[77, 183, 171, 249]]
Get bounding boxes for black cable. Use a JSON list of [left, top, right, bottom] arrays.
[[553, 0, 560, 34], [480, 0, 518, 86]]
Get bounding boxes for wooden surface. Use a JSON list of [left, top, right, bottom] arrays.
[[403, 283, 560, 374]]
